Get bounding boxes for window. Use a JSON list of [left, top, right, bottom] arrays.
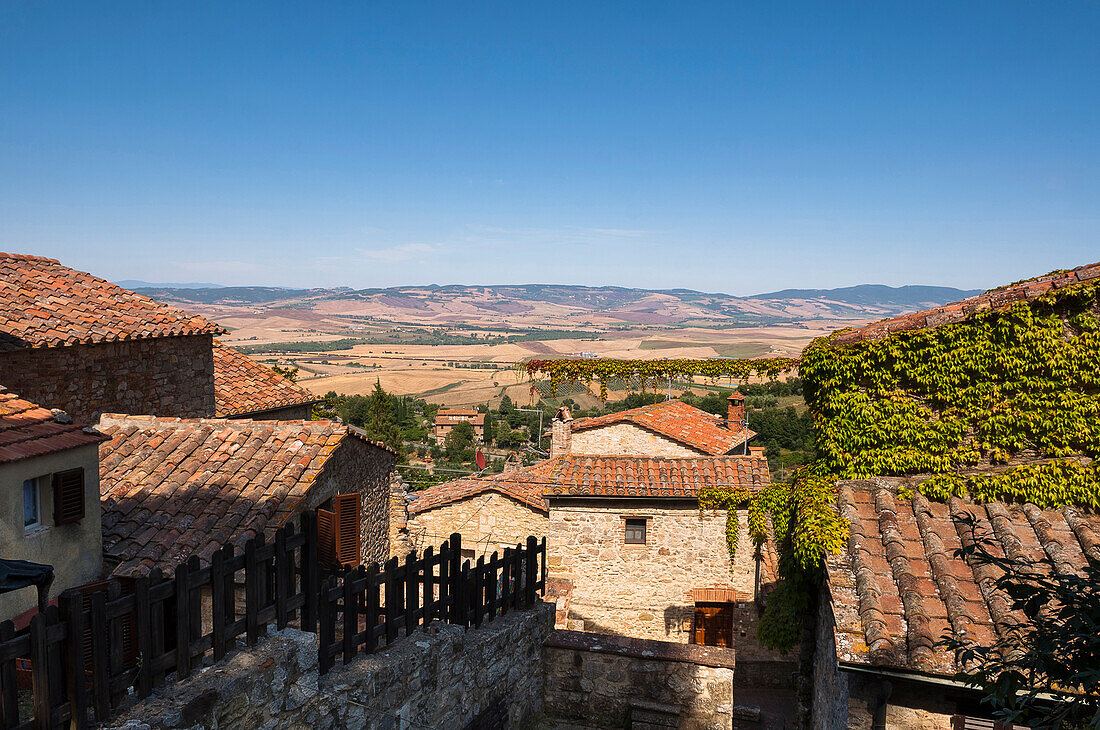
[[23, 478, 41, 530], [316, 492, 362, 568], [52, 468, 86, 525], [624, 518, 646, 545]]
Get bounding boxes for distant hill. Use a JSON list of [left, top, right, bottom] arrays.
[[135, 281, 983, 328], [118, 279, 224, 289], [754, 284, 982, 308]]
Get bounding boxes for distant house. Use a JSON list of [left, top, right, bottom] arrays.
[[550, 396, 758, 458], [0, 252, 314, 424], [433, 408, 485, 440], [212, 340, 316, 420], [97, 414, 396, 577], [0, 386, 107, 620]]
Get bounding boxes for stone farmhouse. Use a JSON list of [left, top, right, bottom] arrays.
[[433, 407, 485, 440], [550, 394, 760, 458], [97, 414, 396, 577], [0, 253, 315, 424], [0, 386, 107, 619]]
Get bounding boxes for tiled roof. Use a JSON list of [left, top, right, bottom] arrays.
[[435, 412, 486, 426], [0, 252, 225, 351], [409, 469, 549, 514], [828, 260, 1100, 348], [409, 454, 770, 512], [212, 341, 317, 417], [0, 386, 107, 463], [97, 414, 393, 577], [570, 400, 755, 455], [827, 478, 1100, 677]]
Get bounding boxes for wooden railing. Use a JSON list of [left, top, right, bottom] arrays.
[[0, 512, 546, 730]]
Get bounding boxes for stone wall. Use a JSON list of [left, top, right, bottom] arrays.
[[0, 335, 215, 424], [543, 629, 735, 730], [548, 498, 757, 642], [102, 602, 556, 730], [290, 436, 396, 566], [387, 472, 412, 559], [569, 423, 707, 457], [408, 491, 548, 560], [0, 443, 103, 621]]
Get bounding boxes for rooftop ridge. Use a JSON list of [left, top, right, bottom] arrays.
[[0, 252, 61, 264], [97, 413, 343, 431]]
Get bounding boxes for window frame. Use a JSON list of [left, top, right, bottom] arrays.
[[23, 476, 43, 531], [624, 517, 647, 545]]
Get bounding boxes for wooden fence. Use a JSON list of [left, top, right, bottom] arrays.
[[0, 512, 547, 730]]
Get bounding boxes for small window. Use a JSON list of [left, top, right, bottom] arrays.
[[23, 478, 41, 530], [625, 518, 647, 545]]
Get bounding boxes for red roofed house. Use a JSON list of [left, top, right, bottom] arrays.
[[433, 408, 486, 440], [551, 394, 758, 458], [97, 415, 397, 577], [0, 253, 315, 424], [0, 386, 108, 620]]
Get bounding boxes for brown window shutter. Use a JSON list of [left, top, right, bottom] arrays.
[[333, 493, 361, 568], [53, 468, 85, 525], [317, 508, 337, 567]]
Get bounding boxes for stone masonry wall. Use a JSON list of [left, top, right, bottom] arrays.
[[290, 437, 396, 566], [543, 629, 735, 730], [102, 602, 556, 730], [548, 499, 756, 642], [408, 492, 549, 560], [0, 335, 215, 424], [387, 472, 412, 559], [570, 423, 707, 457]]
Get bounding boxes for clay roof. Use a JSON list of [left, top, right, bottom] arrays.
[[212, 341, 317, 417], [409, 454, 770, 512], [97, 414, 394, 577], [435, 412, 486, 426], [826, 478, 1100, 677], [0, 252, 225, 351], [570, 400, 755, 455], [0, 386, 107, 463], [828, 260, 1100, 348]]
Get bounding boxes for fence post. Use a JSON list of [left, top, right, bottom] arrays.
[[473, 556, 485, 628], [525, 536, 538, 607], [421, 546, 435, 624], [0, 621, 18, 727], [447, 533, 462, 625], [342, 570, 356, 664], [404, 551, 418, 636], [59, 590, 88, 730], [245, 538, 259, 645], [174, 564, 192, 680], [365, 563, 379, 653], [318, 577, 334, 675], [186, 556, 201, 652], [500, 548, 511, 617], [383, 556, 399, 645], [105, 582, 125, 708], [87, 592, 110, 722], [275, 526, 289, 630], [133, 575, 153, 698], [211, 546, 227, 660], [29, 612, 50, 730], [301, 511, 319, 633], [540, 537, 547, 591]]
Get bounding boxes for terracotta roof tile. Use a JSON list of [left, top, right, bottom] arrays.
[[0, 252, 224, 351], [0, 385, 107, 463], [212, 341, 317, 417], [97, 414, 393, 577], [828, 260, 1100, 347], [569, 400, 755, 455], [410, 454, 770, 514], [827, 478, 1100, 677]]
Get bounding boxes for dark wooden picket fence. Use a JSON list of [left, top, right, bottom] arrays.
[[0, 512, 547, 730]]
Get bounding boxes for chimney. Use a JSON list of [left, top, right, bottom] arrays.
[[748, 445, 765, 458], [550, 406, 573, 457], [503, 452, 522, 473], [727, 391, 745, 430]]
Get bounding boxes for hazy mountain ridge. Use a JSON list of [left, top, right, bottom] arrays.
[[135, 282, 982, 327]]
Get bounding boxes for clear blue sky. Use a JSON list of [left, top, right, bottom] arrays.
[[1, 2, 1097, 294]]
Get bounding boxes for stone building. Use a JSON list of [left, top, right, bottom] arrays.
[[405, 467, 549, 560], [0, 252, 314, 424], [818, 478, 1100, 728], [97, 414, 397, 576], [550, 396, 758, 458], [0, 386, 107, 620], [433, 408, 485, 440]]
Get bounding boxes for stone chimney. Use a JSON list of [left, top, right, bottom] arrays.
[[727, 391, 745, 431], [550, 406, 573, 457], [748, 445, 765, 458]]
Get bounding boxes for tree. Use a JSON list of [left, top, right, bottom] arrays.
[[271, 363, 299, 382], [443, 421, 475, 461], [938, 513, 1100, 729]]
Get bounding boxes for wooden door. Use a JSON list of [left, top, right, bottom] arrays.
[[693, 603, 734, 647]]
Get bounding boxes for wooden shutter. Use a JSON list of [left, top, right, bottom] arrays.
[[334, 493, 361, 568], [317, 508, 337, 567], [53, 468, 85, 525]]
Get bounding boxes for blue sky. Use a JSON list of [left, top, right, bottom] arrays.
[[1, 2, 1097, 294]]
